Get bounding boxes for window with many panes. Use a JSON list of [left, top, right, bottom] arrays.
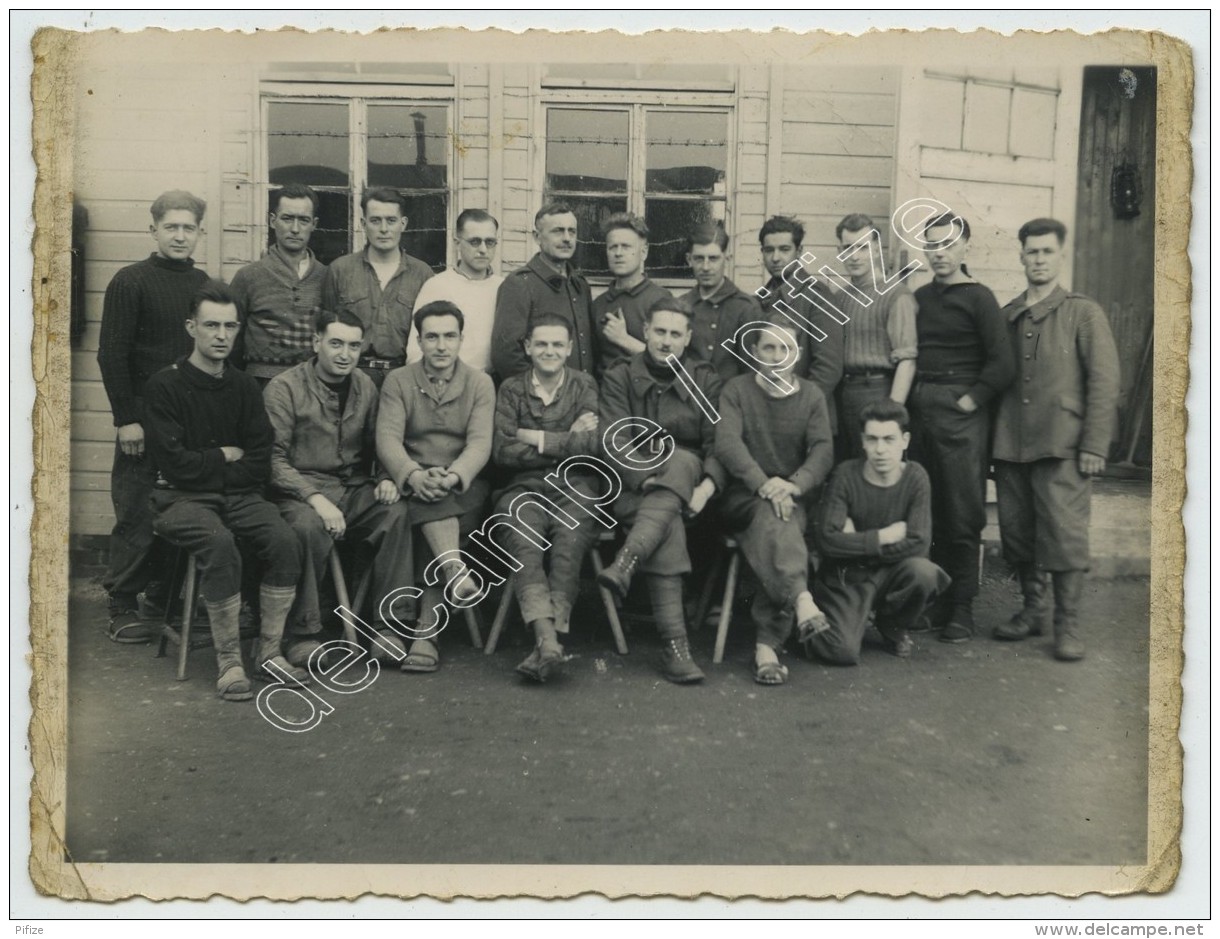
[[543, 104, 731, 280], [263, 93, 452, 269]]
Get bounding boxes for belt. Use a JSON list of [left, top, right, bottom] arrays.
[[842, 368, 893, 381], [916, 371, 976, 385], [359, 355, 405, 370]]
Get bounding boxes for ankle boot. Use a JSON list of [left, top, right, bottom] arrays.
[[597, 492, 682, 600], [205, 593, 251, 701], [254, 584, 310, 685], [598, 546, 641, 600], [1051, 570, 1086, 661], [647, 574, 704, 683], [994, 565, 1051, 641]]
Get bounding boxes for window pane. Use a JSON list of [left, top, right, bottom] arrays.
[[267, 101, 350, 186], [546, 108, 628, 193], [367, 103, 449, 190], [399, 191, 449, 271], [644, 199, 722, 279], [646, 111, 727, 195], [266, 188, 350, 266]]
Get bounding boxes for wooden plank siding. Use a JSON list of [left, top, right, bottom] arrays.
[[776, 66, 900, 280]]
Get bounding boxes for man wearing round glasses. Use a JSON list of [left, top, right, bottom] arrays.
[[406, 208, 504, 374]]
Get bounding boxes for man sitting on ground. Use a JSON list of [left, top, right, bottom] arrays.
[[263, 308, 414, 665], [597, 297, 725, 684], [807, 401, 949, 666], [492, 313, 601, 682], [716, 318, 835, 685], [143, 281, 308, 701]]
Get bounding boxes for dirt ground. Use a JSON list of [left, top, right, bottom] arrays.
[[62, 562, 1149, 867]]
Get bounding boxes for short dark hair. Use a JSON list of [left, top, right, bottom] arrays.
[[314, 308, 365, 337], [759, 215, 804, 247], [534, 201, 576, 229], [645, 295, 692, 325], [835, 213, 878, 242], [413, 300, 465, 336], [271, 184, 320, 217], [923, 212, 971, 242], [750, 315, 803, 349], [456, 208, 498, 234], [189, 280, 238, 318], [688, 223, 729, 253], [603, 212, 649, 241], [151, 190, 206, 225], [859, 400, 910, 434], [361, 188, 408, 216], [526, 313, 572, 340], [1018, 217, 1068, 246]]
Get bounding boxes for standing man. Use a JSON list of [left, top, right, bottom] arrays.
[[991, 218, 1120, 661], [757, 215, 845, 434], [909, 213, 1016, 642], [716, 317, 835, 685], [492, 313, 601, 682], [491, 201, 595, 381], [406, 208, 505, 374], [144, 281, 308, 701], [96, 190, 211, 642], [832, 213, 919, 459], [230, 183, 328, 385], [263, 308, 415, 666], [321, 187, 434, 387], [679, 223, 761, 382], [591, 212, 671, 374], [597, 297, 725, 684], [807, 401, 949, 666]]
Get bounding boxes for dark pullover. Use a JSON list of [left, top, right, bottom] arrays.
[[143, 356, 273, 493], [913, 280, 1015, 406]]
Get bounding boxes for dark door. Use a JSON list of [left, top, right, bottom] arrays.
[[1073, 65, 1156, 467]]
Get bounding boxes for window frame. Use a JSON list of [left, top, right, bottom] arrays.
[[258, 82, 457, 268], [535, 89, 736, 288]]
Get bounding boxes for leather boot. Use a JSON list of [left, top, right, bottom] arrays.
[[205, 593, 251, 702], [1051, 571, 1086, 661], [647, 574, 704, 683], [598, 491, 682, 600], [254, 583, 311, 686], [993, 565, 1051, 641]]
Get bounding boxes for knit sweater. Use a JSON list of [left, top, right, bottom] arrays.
[[375, 360, 495, 492], [714, 374, 834, 497], [914, 280, 1015, 406], [97, 254, 211, 426], [229, 245, 327, 378], [759, 272, 845, 427], [406, 268, 505, 372], [815, 459, 932, 564], [143, 357, 273, 494], [838, 281, 919, 370]]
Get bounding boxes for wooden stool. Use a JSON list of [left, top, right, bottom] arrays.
[[155, 549, 213, 681], [484, 530, 628, 656], [692, 535, 742, 665]]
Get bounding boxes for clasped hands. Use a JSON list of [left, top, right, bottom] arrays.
[[757, 476, 801, 521]]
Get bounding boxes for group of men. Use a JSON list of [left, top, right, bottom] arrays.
[[95, 183, 1120, 699]]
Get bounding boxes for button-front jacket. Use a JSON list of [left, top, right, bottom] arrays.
[[321, 247, 434, 360], [491, 254, 595, 381]]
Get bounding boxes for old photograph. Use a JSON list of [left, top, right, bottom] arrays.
[[20, 14, 1196, 909]]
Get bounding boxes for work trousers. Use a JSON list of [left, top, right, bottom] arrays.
[[279, 483, 415, 632], [995, 457, 1091, 573], [909, 381, 990, 604], [810, 557, 949, 665], [495, 497, 599, 626], [837, 373, 893, 461], [151, 490, 302, 603], [719, 486, 811, 649], [102, 442, 165, 603]]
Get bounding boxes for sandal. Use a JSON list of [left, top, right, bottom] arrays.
[[516, 643, 565, 683], [753, 659, 789, 686], [254, 655, 311, 687], [108, 620, 157, 645], [401, 638, 439, 673], [284, 638, 323, 668], [216, 665, 253, 702]]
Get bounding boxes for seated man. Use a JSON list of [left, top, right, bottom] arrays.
[[597, 297, 725, 684], [808, 401, 949, 666], [144, 281, 308, 701], [715, 318, 835, 686], [376, 300, 496, 672], [492, 313, 601, 682], [263, 308, 414, 665]]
